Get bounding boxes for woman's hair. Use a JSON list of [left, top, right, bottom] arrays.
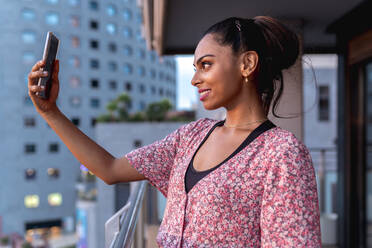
[[203, 16, 300, 118]]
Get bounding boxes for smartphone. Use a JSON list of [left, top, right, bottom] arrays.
[[36, 32, 60, 99]]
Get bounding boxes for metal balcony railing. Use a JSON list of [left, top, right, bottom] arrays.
[[105, 181, 148, 248]]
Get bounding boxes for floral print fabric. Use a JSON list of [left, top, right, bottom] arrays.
[[125, 118, 321, 247]]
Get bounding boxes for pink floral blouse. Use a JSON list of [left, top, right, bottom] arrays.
[[125, 118, 321, 247]]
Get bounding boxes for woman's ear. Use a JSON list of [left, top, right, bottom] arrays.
[[240, 51, 259, 78]]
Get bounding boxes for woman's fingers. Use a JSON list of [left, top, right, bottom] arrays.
[[28, 70, 48, 86], [31, 60, 46, 72], [29, 85, 45, 94]]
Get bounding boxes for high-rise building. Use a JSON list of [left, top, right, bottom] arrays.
[[0, 0, 176, 240]]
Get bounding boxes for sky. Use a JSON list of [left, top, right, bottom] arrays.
[[176, 55, 197, 110]]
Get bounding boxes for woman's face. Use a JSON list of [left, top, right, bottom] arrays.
[[192, 33, 244, 110]]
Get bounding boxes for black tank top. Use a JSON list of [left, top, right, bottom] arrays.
[[184, 119, 276, 194]]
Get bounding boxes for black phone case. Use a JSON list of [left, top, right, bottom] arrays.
[[37, 32, 59, 99]]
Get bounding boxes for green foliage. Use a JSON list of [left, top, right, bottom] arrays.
[[0, 236, 9, 245], [145, 99, 173, 121], [127, 112, 146, 122], [22, 242, 32, 248]]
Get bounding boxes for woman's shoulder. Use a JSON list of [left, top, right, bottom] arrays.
[[177, 117, 219, 135]]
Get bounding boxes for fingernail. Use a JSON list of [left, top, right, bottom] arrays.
[[43, 71, 48, 75], [41, 85, 45, 89]]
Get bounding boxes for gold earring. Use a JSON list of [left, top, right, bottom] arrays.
[[245, 77, 249, 83]]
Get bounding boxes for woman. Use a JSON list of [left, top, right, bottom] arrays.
[[28, 16, 321, 247]]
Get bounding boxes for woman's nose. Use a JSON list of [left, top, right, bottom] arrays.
[[191, 73, 201, 86]]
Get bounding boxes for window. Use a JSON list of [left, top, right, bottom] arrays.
[[123, 45, 132, 56], [48, 193, 62, 206], [71, 118, 80, 126], [24, 195, 39, 208], [136, 29, 144, 42], [318, 86, 330, 121], [69, 76, 81, 88], [25, 169, 36, 180], [139, 101, 146, 111], [108, 42, 117, 52], [125, 82, 132, 91], [68, 56, 80, 68], [69, 0, 80, 7], [46, 0, 58, 4], [138, 66, 145, 77], [45, 12, 59, 25], [109, 80, 117, 90], [23, 52, 35, 64], [150, 69, 156, 79], [24, 117, 36, 127], [90, 20, 99, 30], [90, 59, 99, 69], [122, 27, 132, 39], [123, 63, 132, 75], [71, 36, 80, 48], [47, 168, 60, 178], [106, 4, 116, 16], [90, 79, 99, 88], [159, 71, 164, 80], [139, 84, 145, 93], [49, 143, 59, 153], [150, 52, 156, 62], [108, 61, 117, 72], [90, 98, 100, 108], [91, 118, 96, 127], [151, 86, 156, 95], [25, 144, 36, 154], [133, 139, 142, 148], [122, 9, 132, 21], [90, 39, 99, 49], [137, 49, 146, 59], [21, 9, 35, 21], [70, 16, 80, 27], [22, 31, 36, 44], [159, 88, 164, 96], [136, 10, 143, 23], [106, 23, 117, 35], [89, 1, 99, 10], [70, 96, 81, 107]]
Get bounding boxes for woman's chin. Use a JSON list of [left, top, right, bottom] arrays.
[[202, 101, 221, 111]]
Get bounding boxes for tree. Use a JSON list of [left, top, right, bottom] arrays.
[[145, 99, 173, 121]]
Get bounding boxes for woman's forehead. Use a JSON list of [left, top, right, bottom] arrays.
[[194, 34, 233, 62]]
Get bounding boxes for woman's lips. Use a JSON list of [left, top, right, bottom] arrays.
[[199, 89, 211, 101]]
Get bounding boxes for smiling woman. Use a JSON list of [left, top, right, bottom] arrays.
[[27, 15, 320, 248]]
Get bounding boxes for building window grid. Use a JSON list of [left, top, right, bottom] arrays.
[[49, 143, 59, 153]]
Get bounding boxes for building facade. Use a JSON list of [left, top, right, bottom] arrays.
[[0, 0, 176, 240]]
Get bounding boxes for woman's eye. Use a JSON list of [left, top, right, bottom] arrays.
[[201, 62, 211, 69]]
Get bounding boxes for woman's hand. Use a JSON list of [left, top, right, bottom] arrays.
[[27, 59, 60, 115]]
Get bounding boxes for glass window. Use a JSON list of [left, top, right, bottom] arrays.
[[106, 4, 116, 16], [24, 195, 39, 208], [24, 117, 36, 127], [109, 80, 117, 90], [70, 76, 81, 88], [71, 36, 80, 48], [139, 101, 146, 111], [25, 144, 36, 154], [139, 84, 145, 93], [90, 39, 99, 49], [159, 88, 164, 96], [108, 61, 117, 72], [123, 45, 132, 56], [70, 15, 80, 27], [71, 117, 80, 126], [49, 143, 59, 153], [90, 98, 100, 108], [25, 169, 36, 180], [91, 118, 97, 127], [89, 1, 99, 10], [122, 9, 132, 21], [21, 9, 35, 21], [69, 0, 80, 6], [48, 193, 62, 206], [46, 0, 58, 4], [136, 11, 143, 23], [150, 52, 156, 62], [137, 49, 146, 59], [22, 31, 36, 44], [150, 69, 156, 79], [47, 168, 59, 178], [91, 79, 99, 88], [123, 63, 133, 75], [138, 66, 145, 77], [136, 29, 144, 42], [45, 12, 59, 25], [123, 27, 132, 39], [125, 82, 132, 91], [151, 86, 156, 95], [106, 23, 116, 35], [108, 42, 117, 52], [23, 52, 35, 64], [133, 139, 142, 148], [90, 20, 99, 30], [319, 86, 329, 121], [90, 59, 99, 69], [68, 56, 80, 68], [70, 96, 81, 107]]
